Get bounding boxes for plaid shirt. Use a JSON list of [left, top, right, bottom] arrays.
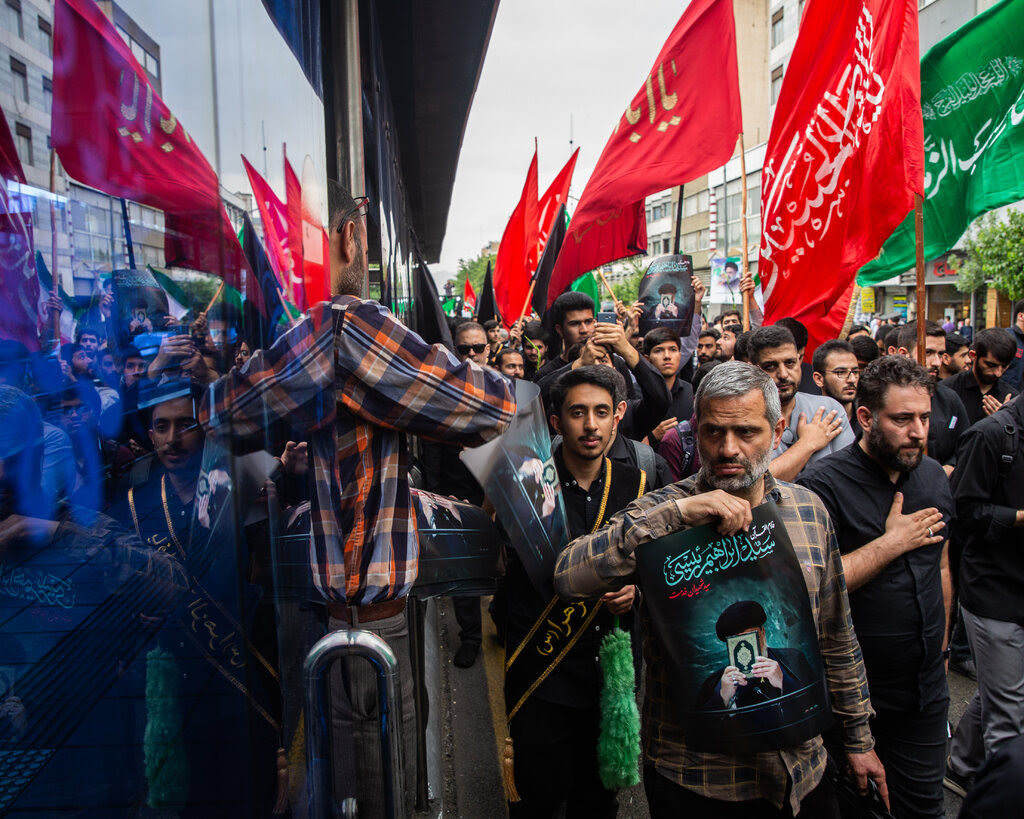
[[200, 296, 515, 605], [554, 473, 874, 813]]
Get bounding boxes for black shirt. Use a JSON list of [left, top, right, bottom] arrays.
[[944, 368, 1020, 428], [929, 384, 969, 467], [798, 443, 952, 712], [502, 448, 645, 708], [953, 395, 1024, 624]]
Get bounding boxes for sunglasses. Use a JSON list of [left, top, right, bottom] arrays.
[[456, 343, 487, 356], [336, 196, 371, 231]]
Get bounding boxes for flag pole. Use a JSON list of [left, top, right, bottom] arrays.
[[203, 280, 226, 315], [516, 279, 538, 326], [914, 193, 925, 365], [48, 150, 60, 342], [119, 198, 136, 269], [673, 184, 685, 254], [739, 133, 750, 331], [597, 270, 622, 309]]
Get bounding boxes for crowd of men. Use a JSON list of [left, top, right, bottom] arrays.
[[3, 179, 1024, 818]]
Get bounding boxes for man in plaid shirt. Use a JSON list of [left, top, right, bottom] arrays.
[[199, 184, 516, 816], [554, 362, 886, 817]]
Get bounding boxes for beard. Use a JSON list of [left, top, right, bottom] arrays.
[[698, 446, 772, 492], [867, 423, 924, 473]]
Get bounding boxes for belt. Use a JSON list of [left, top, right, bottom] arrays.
[[327, 597, 406, 625]]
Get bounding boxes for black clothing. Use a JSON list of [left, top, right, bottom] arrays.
[[697, 647, 813, 710], [420, 440, 485, 646], [798, 361, 818, 395], [943, 368, 1020, 428], [502, 449, 644, 709], [928, 384, 969, 467], [509, 697, 617, 819], [798, 444, 952, 712], [660, 377, 694, 432], [1004, 324, 1024, 391], [952, 395, 1024, 625], [536, 352, 641, 401], [959, 733, 1024, 819], [537, 355, 671, 442]]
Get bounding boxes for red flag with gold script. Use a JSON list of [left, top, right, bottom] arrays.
[[242, 154, 297, 302], [493, 149, 539, 327], [284, 152, 307, 310], [537, 149, 578, 259], [0, 108, 38, 351], [52, 0, 249, 294], [547, 0, 741, 307], [759, 0, 923, 352]]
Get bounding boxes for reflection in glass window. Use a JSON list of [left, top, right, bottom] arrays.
[[14, 121, 31, 165], [10, 57, 28, 103]]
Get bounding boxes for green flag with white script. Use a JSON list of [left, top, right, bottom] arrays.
[[857, 0, 1024, 285]]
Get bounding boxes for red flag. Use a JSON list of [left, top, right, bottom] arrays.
[[493, 150, 539, 327], [283, 152, 307, 309], [537, 148, 579, 258], [759, 0, 923, 351], [548, 0, 741, 307], [0, 109, 38, 351], [241, 154, 299, 303], [52, 0, 249, 294], [463, 278, 477, 311]]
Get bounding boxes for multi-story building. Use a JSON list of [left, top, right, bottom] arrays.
[[1, 0, 251, 301]]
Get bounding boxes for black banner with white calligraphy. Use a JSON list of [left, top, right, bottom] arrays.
[[635, 501, 830, 753]]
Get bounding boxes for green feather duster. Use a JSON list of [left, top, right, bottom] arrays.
[[144, 646, 189, 807], [597, 618, 641, 790]]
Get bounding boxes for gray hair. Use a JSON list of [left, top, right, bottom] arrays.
[[694, 361, 781, 427]]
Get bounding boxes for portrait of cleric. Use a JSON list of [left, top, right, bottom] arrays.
[[637, 254, 695, 336], [698, 600, 813, 711]]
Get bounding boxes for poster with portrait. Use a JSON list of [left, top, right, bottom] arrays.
[[461, 381, 566, 595], [637, 254, 695, 337], [709, 256, 742, 306], [634, 501, 830, 754], [411, 489, 503, 598], [111, 267, 172, 353]]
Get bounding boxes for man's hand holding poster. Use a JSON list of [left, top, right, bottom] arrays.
[[635, 500, 830, 753]]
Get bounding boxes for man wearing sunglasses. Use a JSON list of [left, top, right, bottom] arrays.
[[454, 321, 490, 367], [199, 184, 516, 816]]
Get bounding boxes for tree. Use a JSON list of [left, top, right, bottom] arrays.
[[609, 257, 646, 304], [956, 210, 1024, 301], [455, 251, 496, 297]]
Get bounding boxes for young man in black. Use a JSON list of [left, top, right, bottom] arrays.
[[943, 328, 1020, 427], [798, 356, 953, 819], [644, 326, 694, 451], [501, 365, 647, 818]]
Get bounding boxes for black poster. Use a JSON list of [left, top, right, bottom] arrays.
[[461, 381, 566, 595], [637, 254, 695, 337], [635, 501, 831, 753], [411, 490, 503, 598]]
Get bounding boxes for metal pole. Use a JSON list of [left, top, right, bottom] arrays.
[[120, 198, 136, 269], [304, 629, 407, 819], [914, 193, 925, 364], [739, 133, 751, 331], [343, 0, 365, 196], [673, 184, 684, 255]]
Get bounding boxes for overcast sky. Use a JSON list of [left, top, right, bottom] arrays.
[[431, 0, 688, 283]]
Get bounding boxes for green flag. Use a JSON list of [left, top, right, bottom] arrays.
[[571, 272, 601, 306], [857, 0, 1024, 285]]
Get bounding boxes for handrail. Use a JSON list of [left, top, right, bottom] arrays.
[[303, 629, 407, 819]]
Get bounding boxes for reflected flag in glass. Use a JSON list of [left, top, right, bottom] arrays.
[[51, 0, 251, 299], [0, 108, 39, 352]]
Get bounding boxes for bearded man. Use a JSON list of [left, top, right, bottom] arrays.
[[799, 356, 953, 819]]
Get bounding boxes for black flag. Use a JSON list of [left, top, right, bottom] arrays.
[[240, 212, 286, 350], [476, 261, 500, 325], [413, 259, 454, 349], [532, 203, 567, 318]]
